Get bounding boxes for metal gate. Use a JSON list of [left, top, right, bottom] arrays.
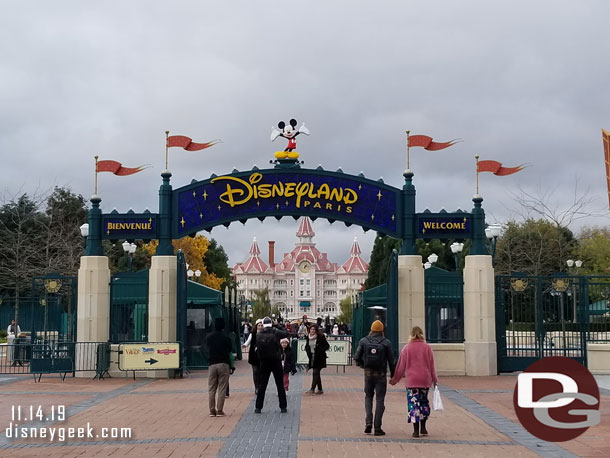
[[425, 266, 464, 343], [31, 274, 78, 343], [109, 270, 149, 343], [496, 273, 589, 372]]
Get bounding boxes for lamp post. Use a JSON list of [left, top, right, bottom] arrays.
[[79, 223, 89, 239], [122, 241, 137, 271], [450, 242, 464, 270], [485, 224, 502, 263], [566, 259, 583, 322], [424, 253, 438, 269], [187, 269, 202, 283]]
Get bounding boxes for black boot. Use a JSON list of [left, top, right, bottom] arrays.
[[420, 419, 428, 436], [412, 422, 420, 438]]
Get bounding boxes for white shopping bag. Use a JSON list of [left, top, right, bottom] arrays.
[[431, 385, 444, 411]]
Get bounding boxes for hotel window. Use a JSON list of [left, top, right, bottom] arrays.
[[306, 290, 310, 296], [300, 279, 304, 286]]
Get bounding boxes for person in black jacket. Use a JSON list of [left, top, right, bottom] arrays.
[[280, 338, 296, 391], [254, 317, 290, 413], [247, 319, 264, 394], [304, 324, 330, 395], [205, 317, 233, 417], [354, 320, 396, 436]]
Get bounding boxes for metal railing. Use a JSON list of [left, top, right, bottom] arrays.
[[0, 342, 110, 379]]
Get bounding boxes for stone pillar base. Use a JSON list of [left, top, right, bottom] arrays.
[[77, 256, 111, 344], [148, 256, 177, 344], [465, 341, 497, 376], [398, 255, 424, 349]]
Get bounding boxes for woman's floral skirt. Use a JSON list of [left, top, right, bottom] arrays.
[[406, 388, 430, 423]]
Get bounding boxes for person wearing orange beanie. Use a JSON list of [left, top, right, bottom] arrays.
[[354, 320, 396, 436]]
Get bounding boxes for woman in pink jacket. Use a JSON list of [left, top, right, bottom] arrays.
[[389, 326, 438, 438]]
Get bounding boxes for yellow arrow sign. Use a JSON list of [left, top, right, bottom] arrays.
[[119, 343, 180, 370]]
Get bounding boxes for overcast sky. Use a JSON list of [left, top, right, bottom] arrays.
[[1, 1, 609, 267]]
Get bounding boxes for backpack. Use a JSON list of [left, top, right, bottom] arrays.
[[256, 330, 280, 361], [363, 337, 387, 371]]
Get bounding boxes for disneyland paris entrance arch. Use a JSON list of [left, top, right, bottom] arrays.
[[78, 128, 497, 377]]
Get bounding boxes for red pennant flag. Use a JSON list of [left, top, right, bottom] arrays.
[[167, 135, 220, 151], [602, 129, 610, 210], [477, 160, 524, 176], [408, 134, 457, 151], [96, 160, 147, 176]]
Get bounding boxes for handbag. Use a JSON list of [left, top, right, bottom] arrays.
[[431, 385, 444, 411]]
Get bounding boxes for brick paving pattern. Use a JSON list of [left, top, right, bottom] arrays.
[[0, 362, 607, 457]]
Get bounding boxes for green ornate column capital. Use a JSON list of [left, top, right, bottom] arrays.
[[85, 195, 104, 256], [400, 170, 417, 255], [470, 195, 488, 255], [156, 171, 174, 256]]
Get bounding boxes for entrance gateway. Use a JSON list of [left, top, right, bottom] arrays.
[[79, 136, 498, 376]]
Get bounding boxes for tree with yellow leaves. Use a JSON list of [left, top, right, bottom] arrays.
[[142, 235, 226, 290]]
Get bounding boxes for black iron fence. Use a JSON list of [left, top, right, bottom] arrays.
[[425, 267, 464, 343], [0, 342, 110, 380]]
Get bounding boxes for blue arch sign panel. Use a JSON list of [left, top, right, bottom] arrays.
[[172, 168, 401, 238]]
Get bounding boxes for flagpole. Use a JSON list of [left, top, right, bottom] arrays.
[[406, 130, 411, 172], [475, 154, 480, 195], [165, 131, 170, 171], [94, 155, 99, 196]]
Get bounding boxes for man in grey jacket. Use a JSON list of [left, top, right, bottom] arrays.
[[354, 319, 396, 436]]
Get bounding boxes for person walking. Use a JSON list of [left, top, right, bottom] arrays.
[[304, 324, 330, 395], [332, 323, 339, 336], [390, 326, 438, 438], [254, 317, 290, 413], [7, 319, 21, 365], [246, 319, 264, 394], [242, 321, 251, 344], [280, 338, 296, 391], [205, 317, 233, 417], [354, 320, 396, 436]]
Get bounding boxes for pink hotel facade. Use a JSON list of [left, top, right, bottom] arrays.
[[232, 217, 369, 320]]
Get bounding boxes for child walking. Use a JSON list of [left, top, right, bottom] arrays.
[[280, 338, 296, 391]]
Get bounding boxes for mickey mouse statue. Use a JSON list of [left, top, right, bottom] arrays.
[[271, 119, 310, 160]]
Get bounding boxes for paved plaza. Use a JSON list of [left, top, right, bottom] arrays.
[[0, 360, 608, 458]]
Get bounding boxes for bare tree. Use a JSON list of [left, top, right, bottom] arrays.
[[508, 180, 604, 228], [0, 191, 48, 325]]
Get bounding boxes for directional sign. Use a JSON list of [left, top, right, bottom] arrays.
[[119, 343, 180, 370], [296, 338, 350, 366]]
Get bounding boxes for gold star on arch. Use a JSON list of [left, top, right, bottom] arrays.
[[377, 190, 383, 200], [371, 214, 375, 221], [391, 215, 395, 221], [203, 190, 208, 200], [276, 203, 280, 210], [257, 201, 261, 207], [180, 217, 186, 228], [217, 205, 221, 211], [192, 191, 196, 198], [199, 213, 203, 220]]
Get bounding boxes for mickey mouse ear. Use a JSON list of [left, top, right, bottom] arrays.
[[290, 119, 297, 127], [278, 121, 285, 129]]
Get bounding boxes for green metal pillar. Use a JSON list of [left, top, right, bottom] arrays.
[[85, 196, 104, 256], [156, 171, 174, 255], [400, 171, 417, 255], [469, 195, 487, 255]]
